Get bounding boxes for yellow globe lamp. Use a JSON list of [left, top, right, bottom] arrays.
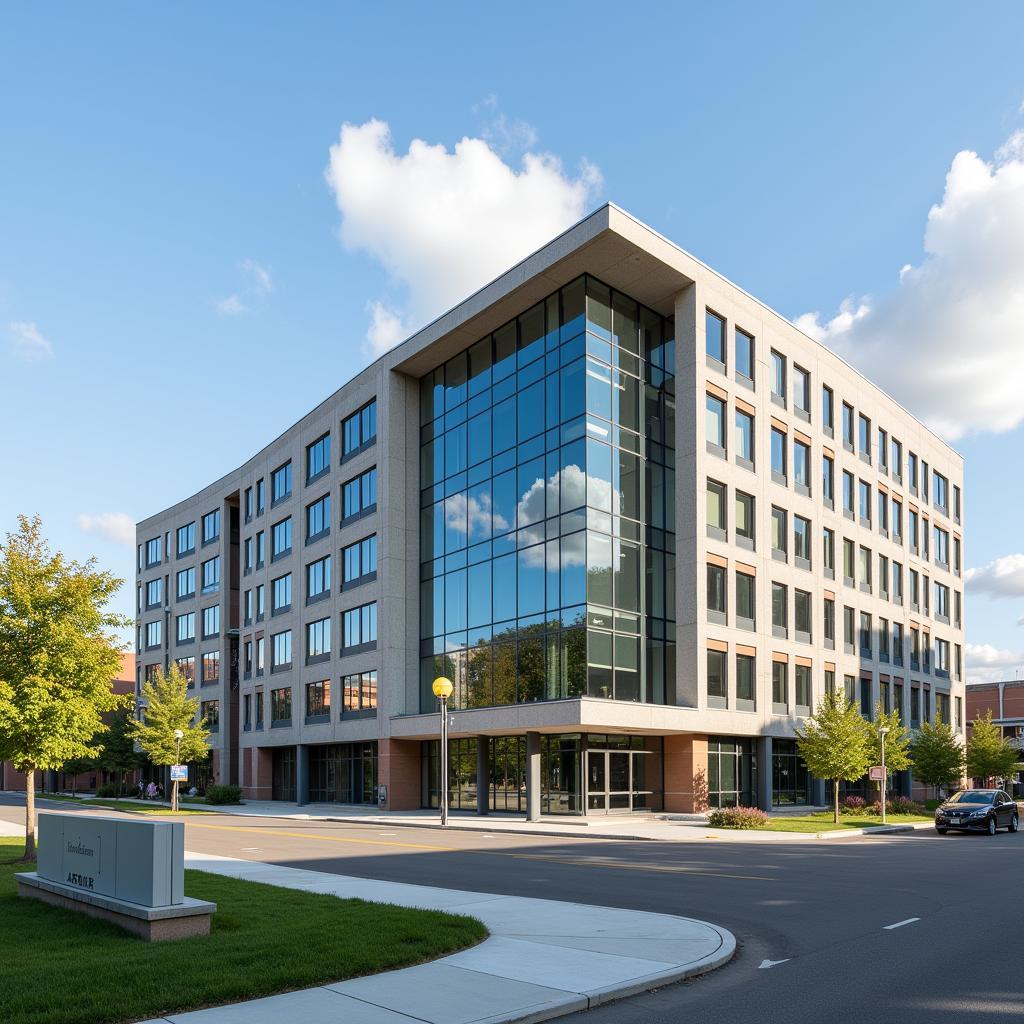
[[432, 676, 454, 700]]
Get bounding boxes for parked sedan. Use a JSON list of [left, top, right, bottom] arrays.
[[935, 790, 1019, 835]]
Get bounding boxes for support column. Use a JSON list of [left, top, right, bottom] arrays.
[[899, 769, 913, 799], [525, 732, 541, 821], [296, 744, 309, 806], [476, 736, 489, 816], [756, 736, 773, 812], [810, 777, 826, 807]]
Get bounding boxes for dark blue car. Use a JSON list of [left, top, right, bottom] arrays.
[[935, 789, 1019, 835]]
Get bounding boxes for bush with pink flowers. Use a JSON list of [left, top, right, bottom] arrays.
[[707, 805, 769, 829]]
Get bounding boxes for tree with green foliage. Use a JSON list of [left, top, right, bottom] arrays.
[[60, 754, 98, 796], [966, 712, 1021, 787], [97, 695, 143, 795], [868, 705, 913, 799], [910, 719, 964, 796], [130, 665, 210, 811], [795, 691, 873, 823], [0, 515, 128, 858]]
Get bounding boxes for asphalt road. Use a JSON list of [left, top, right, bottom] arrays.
[[3, 795, 1021, 1023]]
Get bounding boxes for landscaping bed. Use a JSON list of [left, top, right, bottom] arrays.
[[0, 836, 486, 1024], [760, 812, 933, 833]]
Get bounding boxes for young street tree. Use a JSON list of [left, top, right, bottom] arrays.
[[910, 720, 965, 797], [868, 705, 914, 799], [130, 665, 210, 811], [0, 515, 128, 859], [966, 712, 1021, 787], [795, 691, 872, 823], [97, 695, 142, 795]]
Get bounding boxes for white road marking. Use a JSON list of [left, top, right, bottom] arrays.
[[883, 917, 921, 930], [758, 958, 791, 969], [241, 847, 261, 852], [377, 832, 397, 835]]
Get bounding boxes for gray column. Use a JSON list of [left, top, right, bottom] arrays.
[[525, 732, 542, 821], [296, 744, 310, 806], [476, 736, 489, 816], [898, 770, 913, 799], [810, 777, 826, 807], [756, 735, 773, 812]]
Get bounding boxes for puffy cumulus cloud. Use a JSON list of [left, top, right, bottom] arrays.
[[215, 294, 247, 316], [966, 643, 1024, 684], [78, 512, 135, 547], [215, 259, 272, 316], [364, 301, 414, 358], [796, 130, 1024, 440], [965, 554, 1024, 598], [325, 118, 602, 358], [8, 321, 54, 360]]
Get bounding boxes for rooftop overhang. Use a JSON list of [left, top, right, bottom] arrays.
[[387, 204, 696, 381]]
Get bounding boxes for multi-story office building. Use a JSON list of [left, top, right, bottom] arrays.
[[135, 204, 965, 814]]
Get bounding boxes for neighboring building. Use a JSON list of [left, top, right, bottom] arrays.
[[134, 204, 966, 815], [1, 652, 137, 793], [966, 680, 1024, 760]]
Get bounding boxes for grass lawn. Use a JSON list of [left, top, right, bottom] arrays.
[[0, 836, 486, 1024], [28, 793, 211, 815], [761, 812, 934, 833]]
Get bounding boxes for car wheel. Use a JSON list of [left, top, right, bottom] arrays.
[[1010, 814, 1019, 833], [987, 816, 998, 836], [935, 827, 947, 834]]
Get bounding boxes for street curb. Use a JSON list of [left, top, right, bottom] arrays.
[[809, 821, 935, 839]]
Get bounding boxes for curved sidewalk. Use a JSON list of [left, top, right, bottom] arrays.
[[142, 852, 735, 1024]]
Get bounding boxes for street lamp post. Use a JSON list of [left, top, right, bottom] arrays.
[[172, 729, 184, 813], [879, 726, 890, 825], [431, 677, 453, 827]]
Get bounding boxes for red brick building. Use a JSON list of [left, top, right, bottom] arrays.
[[1, 653, 137, 793], [965, 680, 1024, 791]]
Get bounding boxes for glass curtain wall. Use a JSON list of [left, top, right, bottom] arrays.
[[419, 276, 676, 712], [308, 742, 378, 804], [707, 737, 757, 807]]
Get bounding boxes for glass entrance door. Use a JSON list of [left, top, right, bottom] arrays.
[[587, 750, 606, 811], [586, 748, 655, 812]]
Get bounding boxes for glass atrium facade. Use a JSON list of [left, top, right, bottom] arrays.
[[419, 275, 677, 713]]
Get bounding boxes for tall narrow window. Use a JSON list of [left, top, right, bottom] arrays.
[[705, 310, 726, 365], [771, 350, 786, 402], [735, 328, 754, 382]]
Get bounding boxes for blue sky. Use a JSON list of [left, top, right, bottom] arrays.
[[2, 3, 1024, 677]]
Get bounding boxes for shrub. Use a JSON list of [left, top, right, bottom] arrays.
[[872, 795, 925, 816], [205, 784, 243, 805], [840, 795, 866, 814], [95, 783, 120, 798], [707, 805, 769, 829]]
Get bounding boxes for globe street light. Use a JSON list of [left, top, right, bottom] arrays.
[[879, 726, 890, 825], [432, 677, 453, 827]]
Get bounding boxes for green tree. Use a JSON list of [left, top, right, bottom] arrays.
[[0, 515, 127, 859], [60, 754, 98, 796], [795, 691, 872, 823], [97, 696, 143, 795], [130, 665, 210, 810], [966, 712, 1021, 786], [910, 719, 964, 796], [868, 705, 913, 799]]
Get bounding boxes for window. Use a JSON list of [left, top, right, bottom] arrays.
[[794, 589, 811, 639], [243, 692, 251, 729], [176, 523, 195, 556], [256, 584, 265, 620], [255, 686, 265, 727], [921, 461, 930, 503], [909, 509, 919, 552], [822, 527, 835, 573], [878, 428, 888, 472], [176, 612, 195, 643], [879, 555, 889, 599], [735, 409, 754, 463], [705, 394, 726, 451], [860, 612, 872, 655], [842, 403, 855, 449], [858, 480, 871, 523], [707, 563, 726, 620], [860, 676, 873, 719], [953, 484, 961, 522], [243, 640, 252, 676], [954, 536, 961, 576], [306, 617, 331, 661], [824, 597, 835, 643], [145, 620, 162, 648], [771, 506, 787, 557], [822, 454, 834, 503], [202, 604, 220, 639], [175, 656, 195, 686], [736, 571, 755, 627], [793, 365, 810, 414], [706, 479, 726, 535], [272, 630, 292, 670], [908, 452, 919, 492], [877, 491, 888, 533], [145, 578, 162, 608], [735, 492, 755, 546], [842, 471, 855, 516], [201, 556, 220, 594], [201, 700, 220, 732], [342, 399, 378, 458], [859, 545, 872, 590], [772, 582, 788, 635], [858, 414, 871, 459], [879, 619, 890, 661], [772, 660, 788, 707], [343, 535, 378, 587], [770, 350, 786, 402], [707, 648, 727, 703], [843, 537, 856, 584], [910, 568, 920, 609], [794, 516, 811, 565], [272, 518, 292, 559], [202, 509, 220, 545], [935, 582, 950, 620], [736, 653, 755, 703], [794, 438, 810, 489], [244, 487, 253, 522], [891, 438, 903, 480], [934, 526, 949, 566], [892, 497, 903, 541], [843, 606, 855, 652], [822, 385, 834, 432], [342, 670, 378, 712], [307, 433, 331, 482], [271, 686, 292, 725], [146, 537, 162, 567], [342, 467, 378, 521], [272, 573, 292, 613], [176, 567, 195, 600], [770, 427, 787, 479], [306, 494, 331, 540], [256, 636, 265, 675], [256, 531, 265, 568], [256, 478, 265, 515], [202, 649, 220, 684], [795, 663, 811, 709], [244, 537, 253, 574], [272, 461, 292, 504], [893, 623, 904, 666], [342, 602, 377, 650], [306, 680, 331, 718], [307, 555, 332, 601], [735, 328, 754, 381], [705, 309, 726, 365]]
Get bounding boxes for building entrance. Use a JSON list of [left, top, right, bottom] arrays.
[[585, 747, 658, 812]]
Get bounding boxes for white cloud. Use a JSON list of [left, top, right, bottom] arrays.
[[8, 321, 54, 360], [215, 259, 272, 315], [364, 301, 413, 358], [215, 294, 247, 316], [796, 130, 1024, 440], [325, 118, 602, 358], [241, 258, 272, 294], [474, 94, 539, 156], [965, 554, 1024, 598], [967, 643, 1024, 684], [78, 512, 135, 547]]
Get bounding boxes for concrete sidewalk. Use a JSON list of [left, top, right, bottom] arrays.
[[138, 852, 734, 1024]]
